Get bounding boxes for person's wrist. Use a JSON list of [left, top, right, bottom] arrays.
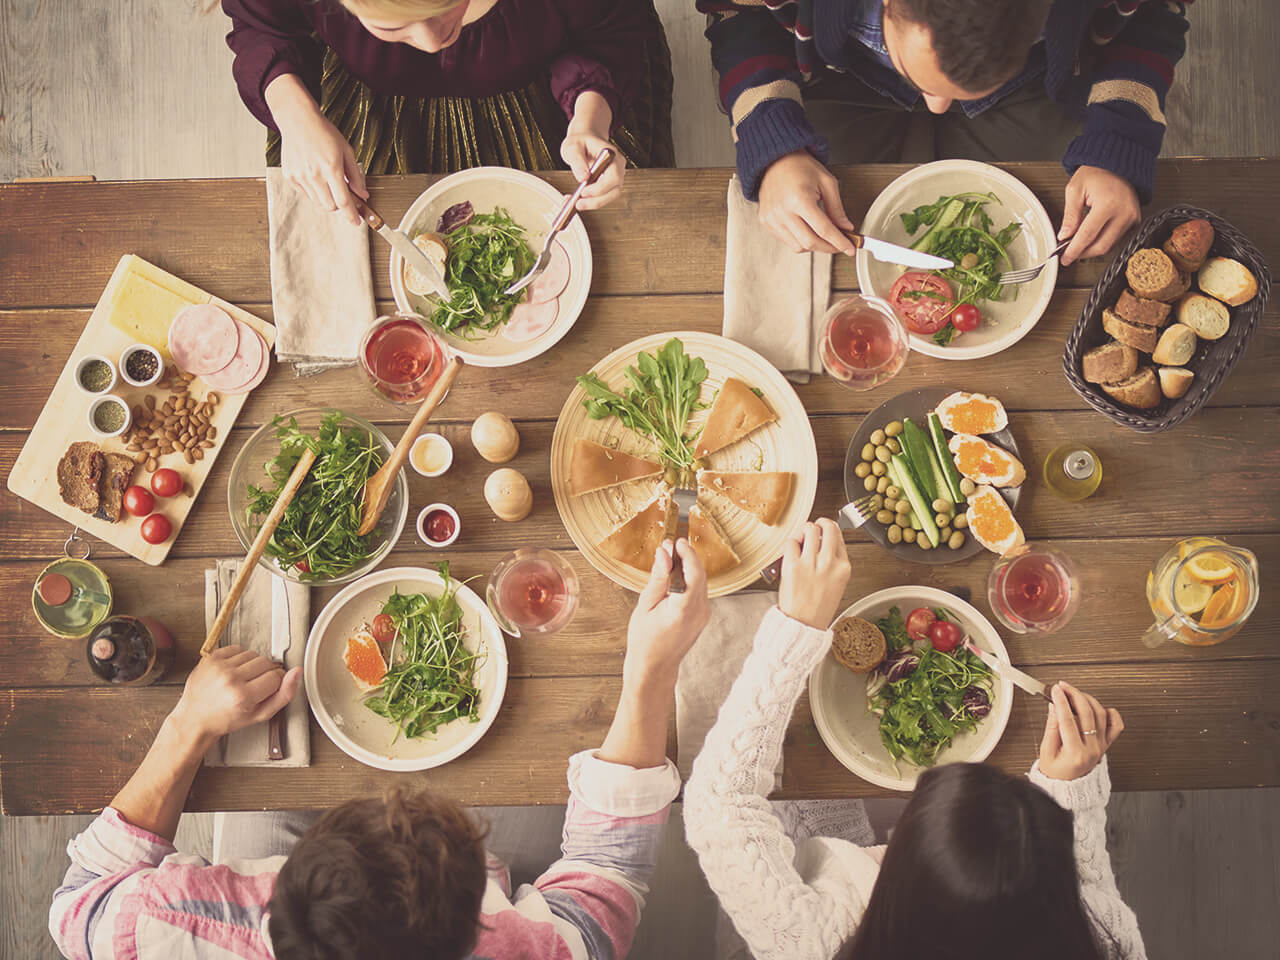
[[568, 91, 611, 139], [621, 659, 678, 706], [265, 74, 321, 135], [163, 703, 220, 756]]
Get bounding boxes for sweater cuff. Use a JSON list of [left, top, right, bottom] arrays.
[[734, 98, 829, 201], [568, 750, 681, 818], [1062, 130, 1157, 204], [754, 606, 834, 673], [1028, 756, 1111, 811]]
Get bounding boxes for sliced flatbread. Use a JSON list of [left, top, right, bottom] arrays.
[[693, 378, 777, 458], [57, 441, 105, 514], [697, 470, 794, 526], [568, 438, 663, 496], [94, 453, 138, 523], [598, 490, 672, 572], [688, 503, 740, 577]]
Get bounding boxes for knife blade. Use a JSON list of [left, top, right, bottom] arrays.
[[963, 638, 1049, 701], [267, 575, 292, 761], [356, 199, 451, 300], [851, 233, 955, 271]]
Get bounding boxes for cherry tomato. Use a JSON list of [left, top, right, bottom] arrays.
[[951, 303, 982, 333], [888, 272, 955, 334], [372, 613, 397, 645], [140, 513, 173, 545], [122, 485, 155, 518], [150, 468, 182, 498], [928, 619, 963, 653], [295, 560, 310, 573], [906, 607, 936, 643]]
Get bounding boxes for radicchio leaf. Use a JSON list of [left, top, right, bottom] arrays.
[[437, 201, 475, 234], [961, 685, 991, 719], [884, 649, 920, 682]]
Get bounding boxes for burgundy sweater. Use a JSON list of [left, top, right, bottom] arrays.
[[222, 0, 654, 132]]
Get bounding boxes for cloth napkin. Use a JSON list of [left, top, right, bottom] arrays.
[[203, 559, 311, 767], [266, 167, 377, 375], [676, 590, 781, 784], [722, 175, 833, 383]]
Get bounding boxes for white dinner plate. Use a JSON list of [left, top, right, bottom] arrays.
[[856, 159, 1058, 360], [809, 585, 1014, 791]]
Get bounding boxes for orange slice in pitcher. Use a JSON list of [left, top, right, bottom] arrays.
[[1184, 551, 1236, 585], [1177, 536, 1223, 561], [1172, 566, 1212, 614], [1200, 578, 1244, 629]]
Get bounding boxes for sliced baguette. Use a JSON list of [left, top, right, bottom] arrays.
[[1162, 218, 1214, 272], [1126, 248, 1183, 301], [1197, 256, 1258, 306], [1151, 322, 1197, 366], [1114, 289, 1171, 328], [1082, 340, 1139, 384], [1174, 292, 1230, 340], [1102, 308, 1158, 353], [1101, 366, 1161, 409], [1158, 366, 1194, 400]]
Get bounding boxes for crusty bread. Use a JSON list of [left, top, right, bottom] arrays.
[[1158, 366, 1194, 400], [1126, 248, 1183, 301], [1174, 292, 1230, 340], [1161, 219, 1215, 272], [831, 616, 886, 674], [94, 453, 137, 523], [1082, 340, 1139, 384], [1169, 270, 1192, 301], [1101, 367, 1161, 409], [1197, 256, 1258, 306], [1152, 322, 1197, 365], [57, 441, 105, 514], [1114, 289, 1171, 328], [1103, 308, 1158, 353]]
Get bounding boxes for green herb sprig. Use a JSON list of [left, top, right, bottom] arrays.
[[425, 209, 535, 335]]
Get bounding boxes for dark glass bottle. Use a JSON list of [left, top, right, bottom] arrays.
[[86, 615, 174, 685]]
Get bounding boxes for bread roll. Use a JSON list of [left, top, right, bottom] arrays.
[[1114, 289, 1172, 328], [1151, 323, 1197, 366], [1161, 219, 1214, 272], [831, 616, 886, 674], [1197, 256, 1258, 306], [1158, 367, 1194, 400], [1101, 367, 1161, 409], [1082, 340, 1139, 384], [1174, 292, 1230, 340], [1103, 308, 1158, 353], [1126, 248, 1184, 301]]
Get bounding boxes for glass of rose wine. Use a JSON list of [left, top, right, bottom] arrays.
[[987, 544, 1080, 635], [359, 313, 450, 404], [819, 294, 910, 391], [486, 549, 580, 637]]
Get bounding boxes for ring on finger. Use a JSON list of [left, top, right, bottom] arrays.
[[1082, 729, 1098, 736]]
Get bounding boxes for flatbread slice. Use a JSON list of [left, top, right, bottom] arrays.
[[598, 490, 672, 572], [94, 453, 138, 523], [57, 441, 104, 514], [568, 438, 663, 496], [693, 378, 778, 458], [697, 470, 794, 526], [688, 503, 739, 577]]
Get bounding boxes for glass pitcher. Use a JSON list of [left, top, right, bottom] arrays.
[[1142, 537, 1259, 648]]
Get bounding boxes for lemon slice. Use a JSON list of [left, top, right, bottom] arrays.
[[1184, 551, 1236, 585], [1177, 536, 1223, 561], [1172, 566, 1212, 614]]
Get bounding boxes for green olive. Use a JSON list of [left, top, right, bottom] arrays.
[[935, 512, 950, 528], [855, 461, 872, 478], [885, 420, 904, 437], [896, 500, 913, 516], [871, 460, 887, 477], [931, 498, 950, 513], [918, 536, 933, 550], [960, 252, 980, 270], [886, 438, 902, 454], [885, 485, 901, 500], [864, 474, 878, 492], [876, 476, 890, 493], [870, 428, 886, 445], [954, 513, 969, 529], [887, 525, 903, 544], [875, 509, 895, 524], [883, 497, 898, 511], [959, 477, 977, 496], [861, 443, 877, 462], [875, 445, 892, 463], [902, 528, 917, 543], [868, 494, 884, 511], [949, 531, 966, 550]]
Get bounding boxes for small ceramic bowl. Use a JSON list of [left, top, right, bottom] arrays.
[[74, 354, 118, 396], [417, 503, 460, 548], [119, 343, 164, 388], [87, 395, 132, 439], [410, 433, 454, 477]]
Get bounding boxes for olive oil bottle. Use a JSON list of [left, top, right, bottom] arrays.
[[1043, 444, 1102, 501]]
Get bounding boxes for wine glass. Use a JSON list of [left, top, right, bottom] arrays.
[[819, 294, 909, 391], [486, 549, 580, 637], [359, 313, 449, 404], [986, 543, 1080, 635]]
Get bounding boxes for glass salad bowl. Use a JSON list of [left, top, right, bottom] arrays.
[[227, 408, 409, 587]]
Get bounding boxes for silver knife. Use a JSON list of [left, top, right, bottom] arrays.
[[847, 231, 954, 271], [267, 575, 292, 761], [356, 199, 451, 300], [963, 637, 1050, 701]]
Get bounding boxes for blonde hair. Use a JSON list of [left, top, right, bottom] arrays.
[[341, 0, 465, 18]]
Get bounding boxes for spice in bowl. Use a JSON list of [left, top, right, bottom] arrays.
[[76, 355, 117, 395], [120, 344, 162, 386], [87, 396, 131, 438], [416, 502, 460, 548], [410, 432, 453, 477]]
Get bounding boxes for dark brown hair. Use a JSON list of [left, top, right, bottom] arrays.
[[887, 0, 1053, 94], [269, 787, 488, 960], [840, 763, 1108, 960]]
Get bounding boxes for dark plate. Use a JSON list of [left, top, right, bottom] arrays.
[[842, 386, 1022, 565]]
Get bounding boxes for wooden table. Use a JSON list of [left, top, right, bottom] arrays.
[[1, 161, 1277, 815]]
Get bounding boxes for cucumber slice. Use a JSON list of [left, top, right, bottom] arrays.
[[928, 413, 967, 504], [891, 453, 940, 547]]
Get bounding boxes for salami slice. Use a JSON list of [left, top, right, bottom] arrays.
[[218, 332, 271, 395], [168, 304, 239, 375], [527, 241, 570, 304], [504, 299, 558, 343], [201, 321, 266, 391]]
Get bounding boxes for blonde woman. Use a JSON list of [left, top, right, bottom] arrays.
[[222, 0, 673, 223]]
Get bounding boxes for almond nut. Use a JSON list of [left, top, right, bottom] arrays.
[[145, 457, 158, 472], [133, 451, 148, 465], [192, 446, 204, 461], [143, 394, 156, 410], [206, 426, 217, 440], [184, 449, 196, 464], [200, 439, 214, 448]]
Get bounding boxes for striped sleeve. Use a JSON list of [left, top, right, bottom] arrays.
[[1063, 0, 1191, 202]]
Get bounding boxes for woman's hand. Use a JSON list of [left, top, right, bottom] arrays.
[[1058, 165, 1141, 266], [561, 91, 625, 210], [757, 151, 857, 256], [171, 645, 301, 741], [778, 519, 851, 630], [266, 73, 368, 226], [1038, 681, 1124, 781], [624, 539, 711, 690]]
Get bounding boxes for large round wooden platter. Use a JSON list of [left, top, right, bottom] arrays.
[[551, 332, 818, 597]]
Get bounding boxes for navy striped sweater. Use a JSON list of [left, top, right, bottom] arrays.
[[699, 0, 1191, 202]]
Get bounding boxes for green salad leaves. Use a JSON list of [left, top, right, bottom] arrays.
[[427, 209, 535, 335]]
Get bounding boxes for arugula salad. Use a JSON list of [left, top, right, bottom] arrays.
[[866, 605, 994, 768], [425, 205, 535, 336]]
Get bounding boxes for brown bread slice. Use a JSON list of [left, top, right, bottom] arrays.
[[1101, 367, 1161, 409], [1125, 248, 1184, 301], [1102, 308, 1158, 353], [1114, 289, 1171, 328], [57, 441, 105, 514], [1162, 218, 1214, 272], [94, 453, 138, 523], [1082, 340, 1139, 384], [831, 616, 887, 674]]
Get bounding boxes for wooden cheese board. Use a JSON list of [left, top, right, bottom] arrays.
[[6, 254, 276, 565]]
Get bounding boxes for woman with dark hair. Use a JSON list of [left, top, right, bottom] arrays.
[[684, 519, 1145, 960]]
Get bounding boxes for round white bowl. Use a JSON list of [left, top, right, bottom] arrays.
[[410, 432, 453, 478], [75, 354, 118, 396], [809, 585, 1014, 792], [119, 343, 164, 388], [417, 503, 460, 548], [856, 159, 1058, 360], [389, 167, 592, 368], [304, 566, 508, 772], [86, 395, 131, 438]]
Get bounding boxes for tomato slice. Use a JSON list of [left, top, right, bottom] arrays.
[[951, 303, 982, 332], [371, 613, 397, 645], [928, 619, 963, 653], [888, 272, 955, 334], [906, 607, 936, 643]]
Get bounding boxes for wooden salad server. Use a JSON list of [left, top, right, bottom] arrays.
[[356, 355, 465, 536]]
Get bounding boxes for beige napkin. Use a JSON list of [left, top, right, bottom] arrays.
[[676, 590, 781, 785], [723, 175, 832, 383], [266, 167, 377, 375], [202, 559, 311, 767]]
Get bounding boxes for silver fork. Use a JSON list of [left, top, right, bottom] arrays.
[[759, 494, 877, 586], [996, 238, 1070, 286], [668, 478, 698, 594]]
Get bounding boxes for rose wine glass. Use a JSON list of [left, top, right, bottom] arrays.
[[486, 549, 580, 637], [359, 313, 449, 404], [819, 294, 909, 391], [987, 544, 1080, 635]]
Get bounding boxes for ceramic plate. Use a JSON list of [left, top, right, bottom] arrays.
[[389, 167, 592, 367], [856, 159, 1058, 360], [304, 566, 508, 771], [809, 586, 1014, 791]]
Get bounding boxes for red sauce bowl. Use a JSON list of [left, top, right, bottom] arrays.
[[416, 503, 460, 548]]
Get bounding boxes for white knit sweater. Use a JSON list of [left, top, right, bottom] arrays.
[[683, 606, 1148, 960]]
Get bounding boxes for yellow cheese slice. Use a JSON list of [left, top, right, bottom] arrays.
[[107, 271, 200, 360]]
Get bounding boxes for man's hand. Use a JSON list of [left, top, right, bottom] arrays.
[[778, 519, 851, 630], [1058, 165, 1141, 266], [758, 151, 857, 256], [624, 539, 711, 690], [1038, 681, 1123, 781], [171, 646, 301, 742], [561, 91, 625, 210]]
